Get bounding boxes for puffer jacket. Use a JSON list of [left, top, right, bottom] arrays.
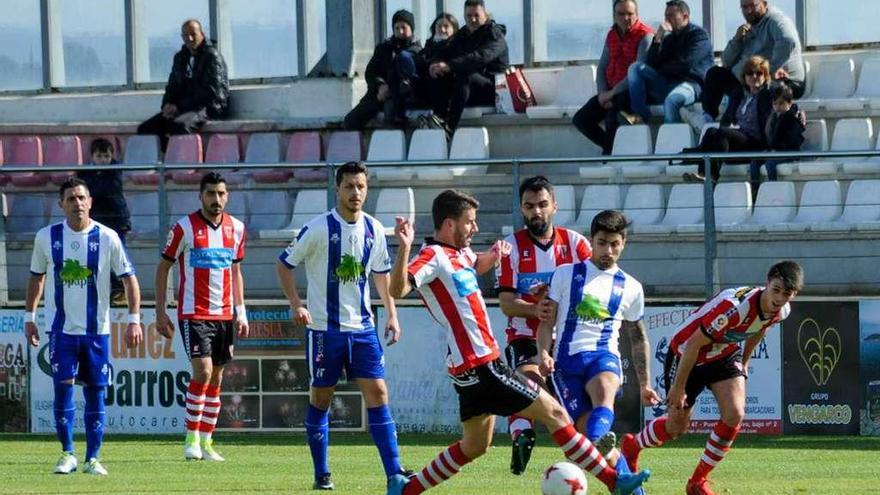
[[162, 39, 230, 118], [440, 20, 509, 77]]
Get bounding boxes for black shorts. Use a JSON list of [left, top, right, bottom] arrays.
[[452, 359, 540, 422], [180, 319, 235, 366], [505, 338, 538, 369], [663, 348, 746, 409]]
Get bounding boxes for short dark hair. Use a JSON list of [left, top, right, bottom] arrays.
[[335, 161, 368, 186], [613, 0, 639, 11], [772, 83, 794, 103], [432, 189, 480, 229], [464, 0, 485, 9], [199, 171, 227, 193], [590, 209, 631, 237], [767, 260, 804, 292], [60, 177, 89, 198], [430, 12, 460, 35], [665, 0, 690, 15], [519, 175, 554, 201], [90, 137, 114, 156]]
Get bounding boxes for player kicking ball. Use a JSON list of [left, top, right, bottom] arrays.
[[620, 261, 803, 495], [387, 190, 650, 495], [25, 177, 144, 475], [537, 210, 660, 491]]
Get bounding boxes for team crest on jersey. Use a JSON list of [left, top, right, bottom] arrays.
[[710, 314, 729, 333], [574, 274, 585, 283], [89, 241, 99, 252], [52, 240, 62, 251], [330, 233, 340, 244], [224, 225, 233, 236], [70, 241, 81, 251], [555, 245, 568, 258]]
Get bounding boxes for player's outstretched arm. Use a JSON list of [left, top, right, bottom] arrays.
[[389, 216, 414, 299], [373, 273, 400, 345], [121, 275, 143, 348], [668, 329, 712, 409], [24, 274, 46, 347], [624, 319, 661, 405], [154, 259, 176, 339], [275, 261, 312, 326], [474, 240, 511, 275]]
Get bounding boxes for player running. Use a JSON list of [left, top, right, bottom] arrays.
[[25, 177, 143, 475], [155, 172, 249, 462], [276, 161, 405, 491], [496, 175, 592, 475], [386, 190, 650, 495], [620, 261, 803, 495], [538, 210, 660, 482]]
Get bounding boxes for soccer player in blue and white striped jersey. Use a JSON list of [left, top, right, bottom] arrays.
[[276, 161, 404, 491], [24, 177, 143, 476]]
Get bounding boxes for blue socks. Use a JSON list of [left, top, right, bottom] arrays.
[[83, 386, 106, 460], [305, 404, 330, 478], [586, 406, 615, 442], [367, 405, 402, 478], [53, 382, 75, 454]]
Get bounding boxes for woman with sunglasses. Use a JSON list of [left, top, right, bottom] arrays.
[[682, 55, 775, 183]]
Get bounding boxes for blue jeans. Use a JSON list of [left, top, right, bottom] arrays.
[[627, 62, 699, 123], [749, 160, 779, 182]]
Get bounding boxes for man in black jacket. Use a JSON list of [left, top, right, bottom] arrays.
[[624, 0, 712, 124], [427, 0, 508, 132], [137, 19, 229, 151], [343, 10, 422, 130]]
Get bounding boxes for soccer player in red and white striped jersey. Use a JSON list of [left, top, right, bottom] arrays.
[[496, 176, 592, 474], [386, 189, 649, 495], [154, 172, 249, 462], [620, 261, 803, 495]]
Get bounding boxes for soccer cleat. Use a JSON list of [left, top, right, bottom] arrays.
[[614, 469, 651, 495], [200, 438, 225, 462], [82, 458, 108, 476], [615, 452, 645, 495], [509, 428, 536, 475], [386, 473, 408, 495], [53, 452, 78, 474], [620, 434, 641, 472], [313, 473, 335, 490], [595, 430, 617, 457], [686, 477, 716, 495], [184, 440, 203, 461]]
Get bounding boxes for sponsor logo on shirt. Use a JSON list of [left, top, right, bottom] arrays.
[[59, 259, 93, 288], [189, 247, 234, 269], [451, 268, 480, 297], [516, 272, 553, 294]]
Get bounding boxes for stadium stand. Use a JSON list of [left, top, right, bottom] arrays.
[[123, 135, 161, 185], [166, 134, 204, 185], [526, 65, 597, 119], [44, 135, 83, 185], [410, 129, 449, 180], [5, 136, 46, 187], [721, 181, 797, 233], [368, 130, 410, 180]]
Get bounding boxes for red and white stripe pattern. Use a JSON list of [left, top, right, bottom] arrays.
[[496, 227, 591, 342], [670, 286, 790, 365], [408, 242, 500, 375], [185, 380, 208, 433], [551, 424, 616, 490], [636, 417, 671, 449], [199, 385, 221, 435], [692, 421, 740, 481], [162, 211, 246, 320], [406, 442, 471, 495]]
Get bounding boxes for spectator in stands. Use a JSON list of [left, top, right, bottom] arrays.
[[623, 0, 713, 124], [343, 9, 422, 130], [77, 138, 131, 305], [426, 0, 509, 133], [137, 19, 229, 151], [749, 84, 804, 199], [572, 0, 654, 155], [681, 0, 805, 130], [416, 13, 459, 102], [683, 56, 774, 183]]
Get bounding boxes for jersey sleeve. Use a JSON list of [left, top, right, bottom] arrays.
[[278, 224, 314, 269], [548, 265, 570, 304], [700, 298, 741, 342], [29, 231, 49, 275], [161, 223, 185, 262], [495, 249, 518, 292], [574, 234, 592, 261], [622, 282, 645, 322], [109, 231, 136, 277], [234, 225, 247, 263], [369, 225, 392, 274], [407, 247, 438, 288]]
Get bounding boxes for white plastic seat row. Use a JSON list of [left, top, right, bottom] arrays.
[[526, 65, 597, 119], [368, 127, 490, 181]]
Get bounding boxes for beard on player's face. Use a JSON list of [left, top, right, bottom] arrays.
[[525, 215, 551, 237]]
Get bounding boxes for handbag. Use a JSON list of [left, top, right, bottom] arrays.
[[505, 67, 536, 113]]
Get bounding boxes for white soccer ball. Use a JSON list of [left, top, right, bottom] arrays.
[[541, 461, 588, 495]]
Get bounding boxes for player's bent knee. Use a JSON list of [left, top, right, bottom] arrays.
[[722, 408, 745, 427], [460, 439, 491, 459]]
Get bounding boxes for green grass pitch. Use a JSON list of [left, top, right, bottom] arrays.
[[1, 433, 878, 494]]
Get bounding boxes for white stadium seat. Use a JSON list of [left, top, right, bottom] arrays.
[[526, 65, 597, 119], [610, 125, 663, 178], [374, 188, 415, 235], [792, 120, 831, 176], [767, 180, 842, 232], [367, 130, 411, 180], [813, 180, 880, 232], [721, 181, 796, 233], [259, 189, 327, 240], [448, 127, 490, 176], [574, 185, 621, 229], [798, 58, 859, 111], [247, 190, 291, 232], [830, 118, 877, 175], [639, 184, 704, 234], [553, 185, 577, 227], [853, 57, 880, 108], [714, 182, 752, 228], [655, 123, 696, 176], [623, 184, 665, 228], [411, 129, 449, 180]]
